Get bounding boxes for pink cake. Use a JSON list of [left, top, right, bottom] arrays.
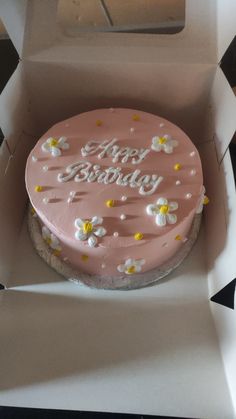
[[25, 108, 208, 284]]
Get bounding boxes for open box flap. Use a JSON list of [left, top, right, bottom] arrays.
[[0, 0, 223, 65], [0, 0, 27, 57], [21, 0, 217, 63], [1, 1, 235, 64], [217, 0, 236, 62], [210, 67, 236, 163]]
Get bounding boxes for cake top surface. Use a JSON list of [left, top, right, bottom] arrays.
[[25, 108, 203, 249]]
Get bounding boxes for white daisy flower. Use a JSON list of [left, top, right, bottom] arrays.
[[196, 186, 209, 214], [41, 136, 69, 157], [146, 197, 178, 226], [42, 226, 62, 252], [74, 216, 106, 247], [151, 135, 178, 154], [117, 258, 145, 275]]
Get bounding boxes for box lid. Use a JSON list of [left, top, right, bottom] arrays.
[[0, 0, 235, 64]]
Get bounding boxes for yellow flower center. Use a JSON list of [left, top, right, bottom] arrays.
[[159, 137, 167, 144], [126, 265, 136, 274], [45, 237, 52, 246], [81, 254, 89, 262], [159, 205, 169, 215], [132, 114, 140, 121], [203, 196, 209, 205], [96, 119, 102, 126], [134, 232, 143, 241], [106, 199, 115, 208], [49, 138, 58, 147], [83, 221, 93, 234], [175, 235, 182, 241]]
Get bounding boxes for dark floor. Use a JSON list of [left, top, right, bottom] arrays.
[[0, 406, 193, 419]]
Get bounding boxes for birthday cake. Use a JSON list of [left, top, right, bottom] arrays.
[[25, 108, 208, 289]]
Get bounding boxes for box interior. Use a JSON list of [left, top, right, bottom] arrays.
[[0, 0, 236, 417]]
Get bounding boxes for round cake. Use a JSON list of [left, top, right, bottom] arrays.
[[25, 108, 208, 288]]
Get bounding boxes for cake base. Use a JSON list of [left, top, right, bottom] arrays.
[[28, 207, 201, 290]]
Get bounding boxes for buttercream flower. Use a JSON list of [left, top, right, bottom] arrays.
[[74, 216, 106, 247], [42, 226, 62, 252], [196, 186, 209, 214], [117, 258, 145, 275], [151, 135, 178, 154], [41, 136, 69, 157], [146, 197, 178, 226]]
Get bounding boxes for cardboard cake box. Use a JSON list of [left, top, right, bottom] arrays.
[[0, 0, 236, 417]]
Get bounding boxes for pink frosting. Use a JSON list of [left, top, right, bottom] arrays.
[[25, 108, 203, 276]]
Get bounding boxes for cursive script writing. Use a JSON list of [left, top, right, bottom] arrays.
[[81, 138, 150, 165], [58, 161, 163, 196]]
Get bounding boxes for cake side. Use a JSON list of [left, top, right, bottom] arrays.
[[25, 108, 206, 277]]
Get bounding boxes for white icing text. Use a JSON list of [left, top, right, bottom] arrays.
[[81, 138, 150, 165], [58, 161, 163, 196]]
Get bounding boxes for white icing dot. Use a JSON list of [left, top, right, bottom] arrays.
[[109, 108, 114, 112], [32, 156, 38, 162], [190, 151, 196, 157], [182, 237, 188, 243], [186, 193, 192, 199], [190, 169, 196, 176], [162, 242, 168, 247], [121, 195, 127, 201], [43, 197, 49, 204], [120, 214, 126, 220], [69, 191, 76, 197], [176, 180, 181, 186], [63, 257, 68, 262], [159, 123, 165, 127], [67, 197, 73, 203], [43, 165, 48, 172], [113, 232, 119, 237], [101, 263, 106, 268], [130, 127, 135, 133]]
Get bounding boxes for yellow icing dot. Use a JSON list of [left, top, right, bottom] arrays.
[[126, 265, 136, 274], [45, 237, 52, 246], [134, 232, 143, 240], [34, 185, 43, 192], [53, 249, 61, 257], [203, 196, 210, 205], [159, 205, 169, 215], [132, 114, 140, 121], [174, 163, 182, 171], [96, 119, 102, 126], [83, 221, 93, 234], [175, 235, 182, 241], [81, 254, 89, 262], [159, 137, 167, 144], [106, 199, 115, 208], [49, 138, 58, 147]]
